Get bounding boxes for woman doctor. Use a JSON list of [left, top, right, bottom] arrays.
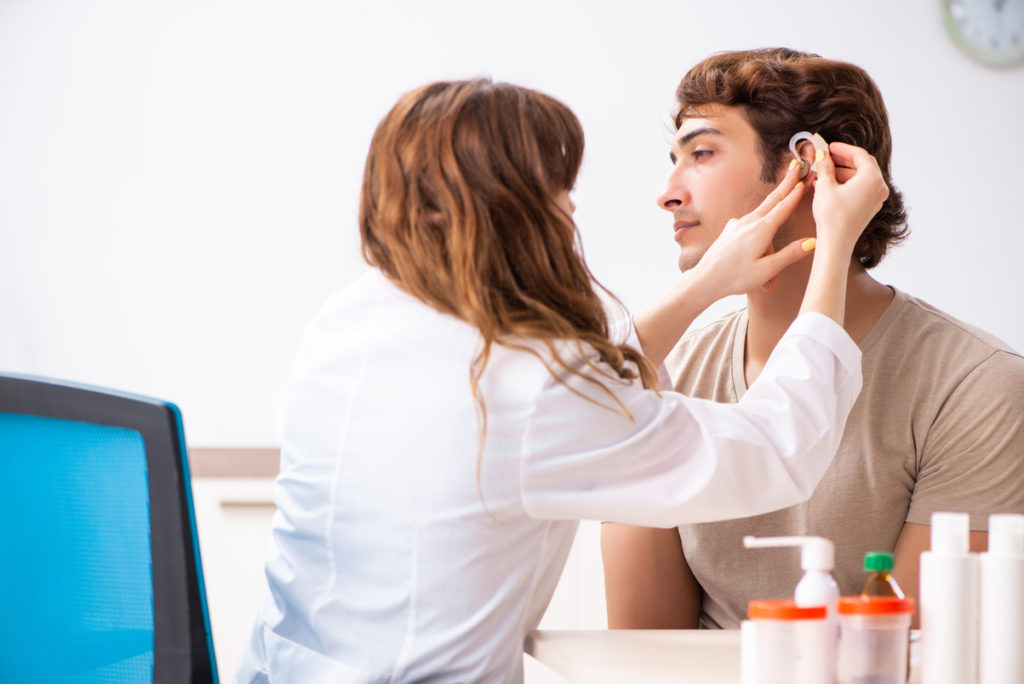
[[237, 78, 888, 682]]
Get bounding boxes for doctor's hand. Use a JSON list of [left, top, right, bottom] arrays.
[[689, 162, 816, 299], [634, 163, 816, 366], [809, 141, 889, 255]]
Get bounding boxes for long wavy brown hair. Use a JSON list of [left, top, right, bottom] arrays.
[[676, 48, 908, 268], [359, 78, 658, 461]]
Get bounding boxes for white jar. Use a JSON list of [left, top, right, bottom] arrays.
[[744, 599, 832, 684], [837, 596, 915, 684]]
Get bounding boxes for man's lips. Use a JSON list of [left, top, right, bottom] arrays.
[[673, 220, 699, 241]]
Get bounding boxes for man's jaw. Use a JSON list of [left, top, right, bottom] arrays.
[[676, 245, 708, 274], [672, 214, 706, 274]]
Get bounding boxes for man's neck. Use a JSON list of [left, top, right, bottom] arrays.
[[743, 258, 894, 388]]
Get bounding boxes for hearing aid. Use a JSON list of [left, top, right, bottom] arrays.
[[788, 131, 829, 179]]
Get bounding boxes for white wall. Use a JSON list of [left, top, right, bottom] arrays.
[[2, 0, 1022, 446]]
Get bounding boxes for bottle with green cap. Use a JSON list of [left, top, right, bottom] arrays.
[[859, 551, 905, 598]]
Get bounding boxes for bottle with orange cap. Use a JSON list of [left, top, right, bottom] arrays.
[[743, 599, 832, 684], [837, 595, 915, 684]]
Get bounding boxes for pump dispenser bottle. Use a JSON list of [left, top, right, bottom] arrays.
[[979, 513, 1024, 684], [744, 535, 839, 682], [920, 512, 979, 684]]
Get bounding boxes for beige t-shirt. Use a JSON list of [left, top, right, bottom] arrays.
[[666, 288, 1024, 629]]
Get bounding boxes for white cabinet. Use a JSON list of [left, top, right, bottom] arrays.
[[191, 477, 277, 682]]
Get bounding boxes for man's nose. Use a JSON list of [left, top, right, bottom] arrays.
[[657, 175, 689, 212]]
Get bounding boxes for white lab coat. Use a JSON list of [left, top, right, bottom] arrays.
[[235, 269, 861, 683]]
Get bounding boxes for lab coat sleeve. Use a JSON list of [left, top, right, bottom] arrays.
[[518, 312, 862, 527]]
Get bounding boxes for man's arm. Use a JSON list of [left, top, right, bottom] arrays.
[[890, 521, 988, 629], [891, 349, 1024, 628], [600, 523, 701, 629]]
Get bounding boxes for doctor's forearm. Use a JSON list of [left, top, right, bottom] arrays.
[[633, 271, 717, 367], [797, 241, 850, 327]]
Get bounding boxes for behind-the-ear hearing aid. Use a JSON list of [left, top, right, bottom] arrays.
[[788, 131, 829, 179]]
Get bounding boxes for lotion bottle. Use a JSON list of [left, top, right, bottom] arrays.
[[744, 535, 839, 682], [979, 513, 1024, 684], [920, 511, 979, 684]]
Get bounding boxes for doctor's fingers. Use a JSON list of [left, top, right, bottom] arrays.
[[755, 178, 807, 234], [757, 239, 814, 285], [747, 160, 804, 221], [826, 141, 875, 171], [827, 143, 889, 201]]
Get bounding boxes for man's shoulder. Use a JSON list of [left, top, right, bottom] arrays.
[[678, 307, 746, 348], [866, 288, 1024, 408], [881, 289, 1021, 361], [664, 308, 746, 399], [666, 308, 745, 364]]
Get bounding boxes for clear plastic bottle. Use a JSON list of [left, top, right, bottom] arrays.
[[837, 595, 915, 684], [860, 551, 905, 599]]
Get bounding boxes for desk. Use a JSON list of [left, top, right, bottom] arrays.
[[525, 630, 922, 683]]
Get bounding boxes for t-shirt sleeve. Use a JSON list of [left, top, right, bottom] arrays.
[[519, 313, 862, 527], [906, 350, 1024, 530]]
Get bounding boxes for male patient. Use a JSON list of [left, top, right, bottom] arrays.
[[602, 48, 1024, 630]]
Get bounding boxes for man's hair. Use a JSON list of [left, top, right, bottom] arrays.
[[675, 48, 908, 268], [360, 78, 658, 460]]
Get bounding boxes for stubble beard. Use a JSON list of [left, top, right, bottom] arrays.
[[675, 178, 779, 276], [677, 249, 705, 274]]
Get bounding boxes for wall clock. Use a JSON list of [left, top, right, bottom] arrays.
[[942, 0, 1024, 67]]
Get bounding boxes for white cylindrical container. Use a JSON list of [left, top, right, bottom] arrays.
[[837, 596, 915, 684], [920, 512, 979, 684], [746, 600, 832, 684], [979, 513, 1024, 684]]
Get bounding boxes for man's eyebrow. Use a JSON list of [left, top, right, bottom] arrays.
[[675, 126, 723, 148], [669, 126, 724, 163]]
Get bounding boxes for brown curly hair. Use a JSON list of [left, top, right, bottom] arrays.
[[675, 48, 908, 268], [360, 79, 659, 463]]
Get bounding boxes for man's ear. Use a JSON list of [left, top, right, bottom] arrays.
[[794, 139, 817, 179]]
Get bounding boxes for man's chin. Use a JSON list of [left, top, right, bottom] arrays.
[[677, 252, 704, 274]]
